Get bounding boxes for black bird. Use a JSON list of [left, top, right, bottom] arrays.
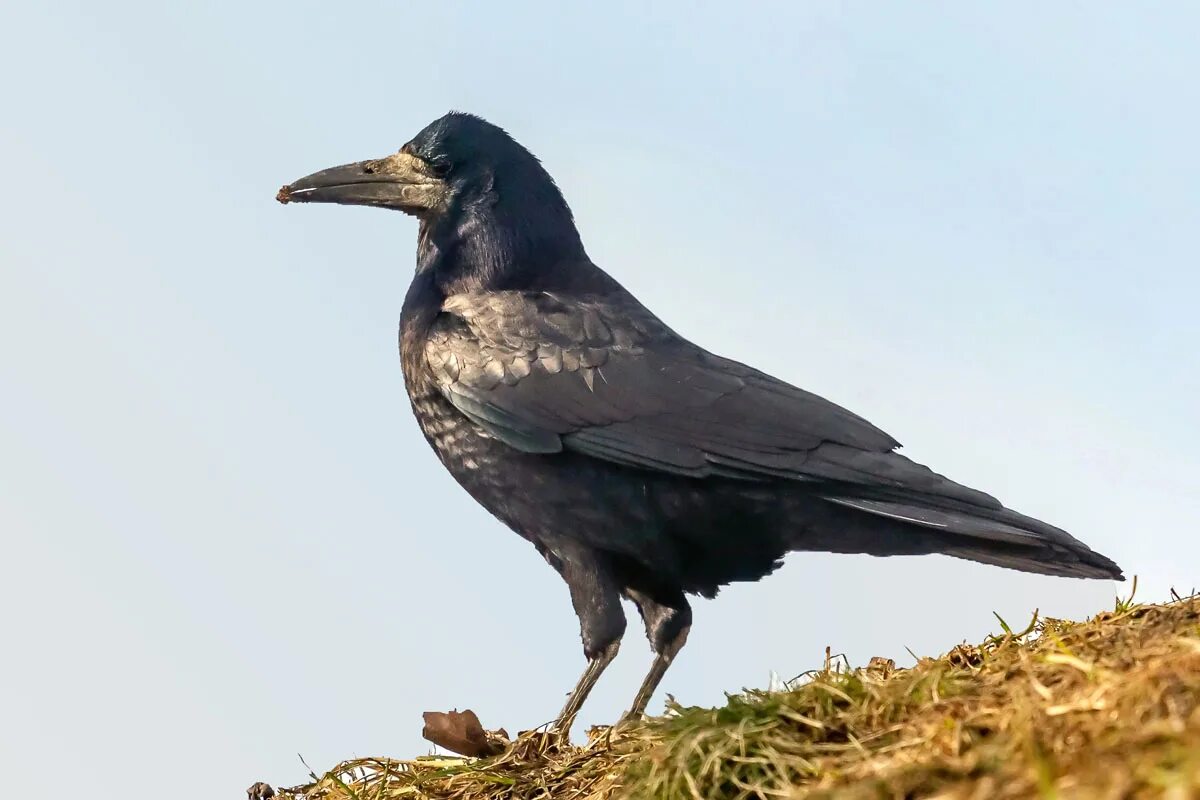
[[278, 112, 1123, 731]]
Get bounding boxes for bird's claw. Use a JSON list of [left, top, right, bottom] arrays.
[[616, 710, 646, 729]]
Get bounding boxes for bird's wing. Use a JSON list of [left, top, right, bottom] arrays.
[[423, 290, 1125, 581], [425, 290, 994, 504]]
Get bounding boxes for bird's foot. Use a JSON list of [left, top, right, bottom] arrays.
[[615, 709, 650, 731], [503, 725, 571, 759]]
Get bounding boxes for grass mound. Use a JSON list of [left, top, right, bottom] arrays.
[[273, 588, 1200, 799]]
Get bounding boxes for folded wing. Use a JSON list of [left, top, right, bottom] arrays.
[[428, 291, 982, 499], [422, 289, 1122, 581]]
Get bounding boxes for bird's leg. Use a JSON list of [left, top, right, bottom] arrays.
[[540, 543, 627, 736], [627, 630, 689, 718], [623, 589, 692, 720], [554, 640, 620, 735]]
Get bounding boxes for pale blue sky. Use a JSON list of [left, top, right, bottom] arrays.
[[1, 3, 1197, 798]]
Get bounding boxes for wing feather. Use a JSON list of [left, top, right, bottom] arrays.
[[425, 290, 918, 488], [421, 289, 1122, 580]]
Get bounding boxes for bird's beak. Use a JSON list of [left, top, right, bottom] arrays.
[[276, 152, 446, 214]]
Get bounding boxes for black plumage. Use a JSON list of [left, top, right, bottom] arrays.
[[279, 112, 1123, 730]]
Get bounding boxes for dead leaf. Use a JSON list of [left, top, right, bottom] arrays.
[[422, 709, 509, 758]]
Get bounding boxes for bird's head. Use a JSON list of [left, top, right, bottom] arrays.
[[279, 112, 586, 290]]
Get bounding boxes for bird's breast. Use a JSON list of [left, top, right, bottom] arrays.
[[400, 323, 511, 494], [411, 391, 496, 473]]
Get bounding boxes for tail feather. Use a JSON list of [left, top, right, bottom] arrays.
[[821, 492, 1124, 581], [940, 543, 1123, 580]]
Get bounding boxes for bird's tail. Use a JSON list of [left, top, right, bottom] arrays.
[[818, 491, 1124, 581]]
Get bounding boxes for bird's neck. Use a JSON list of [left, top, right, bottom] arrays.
[[399, 267, 443, 389], [416, 203, 590, 295]]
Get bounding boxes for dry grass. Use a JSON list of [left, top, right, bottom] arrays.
[[273, 586, 1200, 799]]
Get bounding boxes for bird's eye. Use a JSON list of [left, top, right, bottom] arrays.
[[430, 160, 451, 178]]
